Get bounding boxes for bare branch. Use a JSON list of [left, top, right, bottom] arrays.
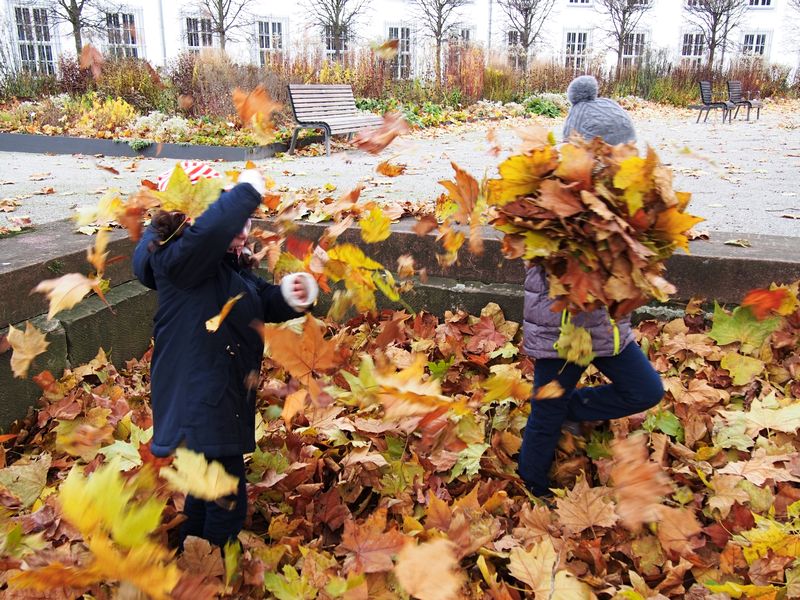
[[498, 0, 556, 56], [187, 0, 259, 50], [304, 0, 370, 60], [685, 0, 748, 68], [411, 0, 470, 83], [595, 0, 654, 76]]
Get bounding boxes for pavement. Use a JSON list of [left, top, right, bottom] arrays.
[[1, 104, 799, 238]]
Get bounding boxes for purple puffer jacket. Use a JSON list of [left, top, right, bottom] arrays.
[[523, 266, 635, 360]]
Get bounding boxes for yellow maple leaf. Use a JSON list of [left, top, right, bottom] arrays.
[[555, 322, 595, 366], [613, 156, 651, 215], [359, 206, 392, 243], [33, 273, 99, 320], [7, 322, 49, 378], [205, 293, 245, 332], [740, 515, 800, 564], [653, 207, 705, 253], [152, 163, 224, 219], [482, 363, 531, 403], [159, 448, 239, 501], [86, 229, 109, 277], [488, 146, 558, 206], [508, 539, 595, 599], [704, 581, 780, 600]]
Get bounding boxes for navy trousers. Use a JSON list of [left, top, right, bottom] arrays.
[[518, 342, 664, 496], [179, 453, 247, 548]]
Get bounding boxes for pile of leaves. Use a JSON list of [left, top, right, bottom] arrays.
[[1, 283, 799, 598], [488, 133, 704, 319]]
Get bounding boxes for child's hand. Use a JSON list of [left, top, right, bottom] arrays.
[[280, 272, 319, 312], [238, 169, 266, 196], [292, 277, 308, 304]]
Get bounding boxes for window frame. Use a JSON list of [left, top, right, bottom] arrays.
[[12, 4, 56, 75], [105, 9, 144, 59], [747, 0, 773, 8], [387, 23, 413, 79], [740, 31, 770, 57], [621, 30, 647, 68], [679, 30, 705, 66], [255, 17, 287, 66], [567, 0, 593, 6], [184, 15, 215, 52], [564, 29, 590, 75]]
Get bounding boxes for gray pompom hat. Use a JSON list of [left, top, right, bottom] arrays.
[[562, 76, 636, 145]]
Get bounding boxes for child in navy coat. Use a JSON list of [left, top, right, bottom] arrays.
[[133, 163, 318, 547]]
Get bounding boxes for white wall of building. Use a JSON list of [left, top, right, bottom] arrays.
[[2, 0, 798, 78]]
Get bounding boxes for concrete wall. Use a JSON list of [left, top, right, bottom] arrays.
[[3, 217, 799, 430], [1, 0, 797, 76]]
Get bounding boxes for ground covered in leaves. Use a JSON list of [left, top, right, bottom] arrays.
[[1, 297, 799, 599]]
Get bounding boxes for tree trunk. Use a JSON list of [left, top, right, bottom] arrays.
[[71, 16, 83, 56], [708, 32, 716, 70], [435, 40, 442, 86], [616, 38, 624, 79], [217, 3, 226, 50]]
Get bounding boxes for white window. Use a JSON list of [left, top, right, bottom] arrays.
[[507, 30, 525, 70], [622, 32, 646, 68], [324, 25, 349, 59], [681, 32, 704, 66], [742, 32, 768, 55], [565, 31, 588, 73], [387, 25, 411, 79], [13, 6, 55, 75], [258, 20, 283, 65], [568, 0, 592, 4], [106, 12, 139, 58], [748, 0, 772, 6], [186, 17, 213, 51]]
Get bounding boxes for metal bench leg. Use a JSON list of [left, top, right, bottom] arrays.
[[288, 128, 300, 155], [746, 106, 751, 121], [696, 110, 702, 124], [703, 108, 711, 123], [324, 131, 331, 157]]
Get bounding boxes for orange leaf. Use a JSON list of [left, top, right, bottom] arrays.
[[80, 44, 104, 79], [371, 38, 399, 59], [376, 160, 406, 177], [281, 389, 308, 430], [413, 214, 438, 236], [610, 435, 672, 532], [258, 314, 339, 397], [232, 85, 281, 143], [394, 538, 463, 600], [533, 380, 564, 400], [742, 288, 790, 320], [439, 162, 480, 225], [352, 112, 409, 155], [205, 293, 244, 333], [554, 143, 594, 190], [336, 507, 408, 574], [555, 478, 617, 534]]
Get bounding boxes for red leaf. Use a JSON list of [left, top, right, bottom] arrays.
[[742, 288, 789, 320]]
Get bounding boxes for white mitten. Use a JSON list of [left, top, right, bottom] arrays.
[[237, 169, 266, 196], [280, 272, 319, 312]]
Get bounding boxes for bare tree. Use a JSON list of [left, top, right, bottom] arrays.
[[305, 0, 369, 61], [187, 0, 258, 51], [595, 0, 654, 76], [685, 0, 747, 69], [498, 0, 556, 70], [790, 0, 800, 10], [412, 0, 470, 84], [41, 0, 115, 57]]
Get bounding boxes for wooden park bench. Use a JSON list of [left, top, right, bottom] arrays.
[[727, 80, 762, 121], [689, 80, 735, 124], [287, 84, 384, 156]]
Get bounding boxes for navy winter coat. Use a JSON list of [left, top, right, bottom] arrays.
[[133, 183, 298, 458]]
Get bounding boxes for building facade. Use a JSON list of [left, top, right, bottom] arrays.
[[2, 0, 798, 78]]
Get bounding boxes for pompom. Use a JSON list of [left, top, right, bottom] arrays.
[[567, 76, 598, 105]]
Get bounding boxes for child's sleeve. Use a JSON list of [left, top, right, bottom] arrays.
[[157, 183, 261, 289]]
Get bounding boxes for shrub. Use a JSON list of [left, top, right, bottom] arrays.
[[97, 58, 173, 113], [74, 93, 137, 133], [524, 96, 563, 117], [57, 56, 92, 96], [0, 70, 59, 102]]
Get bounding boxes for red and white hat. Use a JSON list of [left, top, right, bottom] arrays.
[[156, 160, 223, 192]]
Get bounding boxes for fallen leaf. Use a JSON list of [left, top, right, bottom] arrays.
[[7, 322, 49, 379], [205, 293, 244, 332], [33, 273, 99, 320], [394, 538, 463, 600], [352, 112, 409, 155], [336, 508, 407, 574], [724, 239, 751, 248], [376, 161, 406, 177], [159, 448, 239, 501]]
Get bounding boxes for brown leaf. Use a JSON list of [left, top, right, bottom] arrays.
[[655, 506, 702, 559], [610, 435, 672, 532], [394, 538, 463, 600], [7, 322, 49, 379], [352, 112, 409, 155], [97, 164, 120, 176], [232, 85, 281, 142], [533, 380, 564, 400], [413, 214, 438, 236], [336, 508, 408, 574], [537, 180, 584, 218], [439, 162, 479, 225], [32, 273, 99, 320], [555, 478, 617, 534]]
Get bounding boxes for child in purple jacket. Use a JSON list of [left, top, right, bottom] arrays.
[[517, 76, 664, 498]]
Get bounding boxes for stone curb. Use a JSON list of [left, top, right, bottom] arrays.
[[0, 132, 326, 161]]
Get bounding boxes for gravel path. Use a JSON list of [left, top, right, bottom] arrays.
[[1, 103, 799, 238]]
